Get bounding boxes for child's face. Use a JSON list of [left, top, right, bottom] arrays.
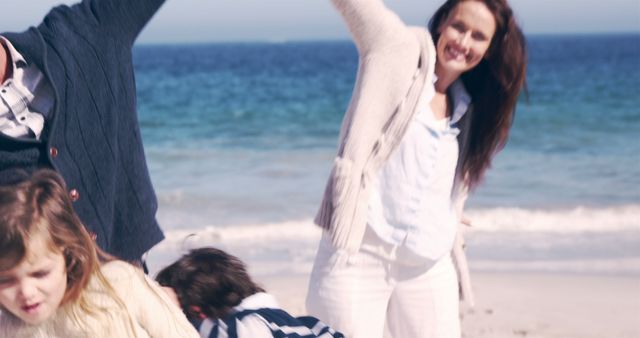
[[0, 233, 67, 325]]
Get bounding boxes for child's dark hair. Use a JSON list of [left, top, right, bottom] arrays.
[[155, 247, 265, 320]]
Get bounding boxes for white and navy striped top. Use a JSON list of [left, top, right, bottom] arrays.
[[193, 293, 344, 338]]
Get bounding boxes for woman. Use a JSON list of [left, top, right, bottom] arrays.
[[305, 0, 526, 337]]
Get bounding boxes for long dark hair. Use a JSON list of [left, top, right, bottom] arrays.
[[429, 0, 527, 189]]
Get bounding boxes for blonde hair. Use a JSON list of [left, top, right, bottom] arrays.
[[0, 169, 136, 335]]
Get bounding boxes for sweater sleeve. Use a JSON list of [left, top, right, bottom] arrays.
[[62, 0, 165, 46], [331, 0, 415, 56], [103, 261, 200, 338], [330, 0, 422, 151]]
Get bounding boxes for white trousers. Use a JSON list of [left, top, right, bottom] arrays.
[[306, 228, 461, 338]]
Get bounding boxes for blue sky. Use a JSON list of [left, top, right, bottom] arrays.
[[1, 0, 639, 43]]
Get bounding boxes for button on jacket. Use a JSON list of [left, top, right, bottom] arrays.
[[0, 0, 166, 261]]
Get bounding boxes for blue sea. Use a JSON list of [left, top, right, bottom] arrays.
[[133, 34, 640, 276]]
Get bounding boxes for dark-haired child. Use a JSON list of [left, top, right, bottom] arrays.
[[156, 247, 344, 338]]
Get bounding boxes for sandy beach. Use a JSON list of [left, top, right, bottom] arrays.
[[147, 214, 640, 338], [258, 270, 640, 338]]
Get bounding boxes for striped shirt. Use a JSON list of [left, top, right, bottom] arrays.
[[195, 293, 344, 338], [0, 36, 54, 139]]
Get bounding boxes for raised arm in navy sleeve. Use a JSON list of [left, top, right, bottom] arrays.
[[63, 0, 165, 46]]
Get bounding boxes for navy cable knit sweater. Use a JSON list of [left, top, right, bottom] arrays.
[[0, 0, 166, 261]]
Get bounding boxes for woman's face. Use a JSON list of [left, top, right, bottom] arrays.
[[0, 233, 67, 325], [436, 0, 497, 78]]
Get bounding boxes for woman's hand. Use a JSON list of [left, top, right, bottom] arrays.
[[460, 215, 473, 227]]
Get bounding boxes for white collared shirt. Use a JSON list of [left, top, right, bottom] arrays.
[[367, 78, 471, 261], [0, 36, 54, 139]]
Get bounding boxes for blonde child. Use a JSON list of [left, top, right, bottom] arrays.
[[0, 169, 199, 338]]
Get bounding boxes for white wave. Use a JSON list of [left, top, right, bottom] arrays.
[[463, 204, 640, 233], [154, 219, 322, 252], [146, 207, 640, 276], [147, 219, 321, 276], [156, 204, 640, 249]]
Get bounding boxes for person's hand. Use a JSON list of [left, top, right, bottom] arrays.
[[461, 215, 472, 227]]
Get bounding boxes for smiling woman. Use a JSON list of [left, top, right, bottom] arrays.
[[433, 1, 496, 85], [429, 0, 527, 189], [305, 1, 527, 337]]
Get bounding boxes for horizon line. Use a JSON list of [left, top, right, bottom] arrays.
[[134, 31, 640, 46]]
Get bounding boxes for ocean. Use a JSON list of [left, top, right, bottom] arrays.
[[133, 33, 640, 277]]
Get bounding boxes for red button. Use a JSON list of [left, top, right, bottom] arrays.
[[49, 147, 58, 158], [69, 189, 80, 202]]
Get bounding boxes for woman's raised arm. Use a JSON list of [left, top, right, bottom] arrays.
[[331, 0, 415, 56]]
